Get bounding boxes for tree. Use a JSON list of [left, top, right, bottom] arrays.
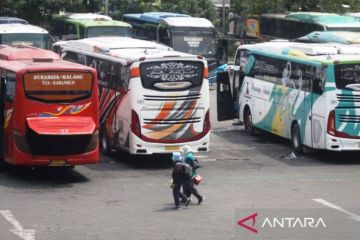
[[0, 0, 102, 25], [231, 0, 360, 15], [161, 0, 217, 22]]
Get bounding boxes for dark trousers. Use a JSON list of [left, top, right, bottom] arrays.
[[173, 180, 188, 207], [183, 180, 202, 201]]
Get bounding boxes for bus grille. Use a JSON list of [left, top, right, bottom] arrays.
[[26, 129, 92, 156], [337, 94, 360, 103], [338, 114, 360, 123]]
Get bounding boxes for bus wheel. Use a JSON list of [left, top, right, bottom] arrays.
[[291, 124, 303, 154], [100, 127, 111, 156], [244, 109, 255, 135]]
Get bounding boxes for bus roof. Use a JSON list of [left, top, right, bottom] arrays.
[[0, 17, 28, 24], [161, 17, 214, 28], [0, 45, 93, 72], [123, 12, 190, 24], [123, 12, 214, 28], [0, 45, 60, 61], [298, 31, 360, 44], [286, 12, 360, 27], [61, 12, 112, 21], [65, 18, 130, 28], [60, 37, 199, 62], [53, 14, 131, 28], [244, 41, 360, 64], [347, 13, 360, 19], [0, 24, 48, 34]]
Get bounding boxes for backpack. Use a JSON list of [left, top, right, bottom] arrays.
[[182, 163, 192, 178]]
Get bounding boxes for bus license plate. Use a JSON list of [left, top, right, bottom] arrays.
[[48, 160, 67, 166], [165, 146, 180, 151]]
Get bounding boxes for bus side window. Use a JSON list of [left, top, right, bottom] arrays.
[[5, 72, 16, 102], [99, 60, 111, 86], [63, 51, 78, 63], [62, 23, 77, 40], [77, 53, 86, 65], [158, 25, 170, 45], [86, 56, 97, 69], [120, 66, 130, 90], [79, 26, 85, 38], [110, 63, 121, 90]]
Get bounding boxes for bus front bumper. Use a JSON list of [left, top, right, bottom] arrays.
[[129, 132, 210, 155]]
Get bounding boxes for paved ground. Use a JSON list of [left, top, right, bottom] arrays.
[[0, 88, 360, 240]]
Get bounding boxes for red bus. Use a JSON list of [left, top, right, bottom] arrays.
[[0, 45, 99, 168]]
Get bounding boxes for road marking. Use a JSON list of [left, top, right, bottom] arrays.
[[0, 210, 36, 240], [313, 198, 360, 222], [196, 155, 207, 158]]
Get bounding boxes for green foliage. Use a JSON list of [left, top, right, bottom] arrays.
[[0, 0, 102, 25], [155, 0, 217, 22], [231, 0, 360, 15]]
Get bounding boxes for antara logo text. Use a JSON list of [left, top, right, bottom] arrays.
[[237, 213, 326, 234]]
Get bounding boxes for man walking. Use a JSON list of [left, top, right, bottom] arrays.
[[171, 152, 191, 210]]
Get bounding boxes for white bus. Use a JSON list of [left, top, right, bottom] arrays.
[[217, 42, 360, 153], [0, 24, 53, 49], [59, 37, 210, 155]]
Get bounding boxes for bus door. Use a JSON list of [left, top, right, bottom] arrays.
[[303, 67, 325, 148], [0, 76, 6, 158], [217, 71, 236, 121], [232, 49, 248, 118], [303, 86, 313, 148], [310, 69, 326, 149], [113, 63, 128, 147]]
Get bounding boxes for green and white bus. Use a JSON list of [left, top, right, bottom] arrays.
[[50, 13, 132, 41], [218, 42, 360, 152], [255, 12, 360, 41]]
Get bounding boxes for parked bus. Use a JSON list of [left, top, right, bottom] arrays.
[[122, 12, 225, 72], [58, 37, 210, 155], [0, 24, 53, 49], [0, 45, 99, 167], [244, 12, 360, 41], [50, 13, 132, 41], [217, 42, 360, 152]]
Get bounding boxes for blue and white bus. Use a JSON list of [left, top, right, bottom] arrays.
[[218, 42, 360, 153], [122, 12, 226, 74]]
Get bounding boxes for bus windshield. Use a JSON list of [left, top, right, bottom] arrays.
[[0, 33, 48, 49], [334, 63, 360, 89], [170, 27, 216, 57], [87, 26, 132, 38]]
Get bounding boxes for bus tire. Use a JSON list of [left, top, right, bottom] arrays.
[[100, 127, 111, 156], [291, 124, 303, 154], [244, 109, 255, 135]]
